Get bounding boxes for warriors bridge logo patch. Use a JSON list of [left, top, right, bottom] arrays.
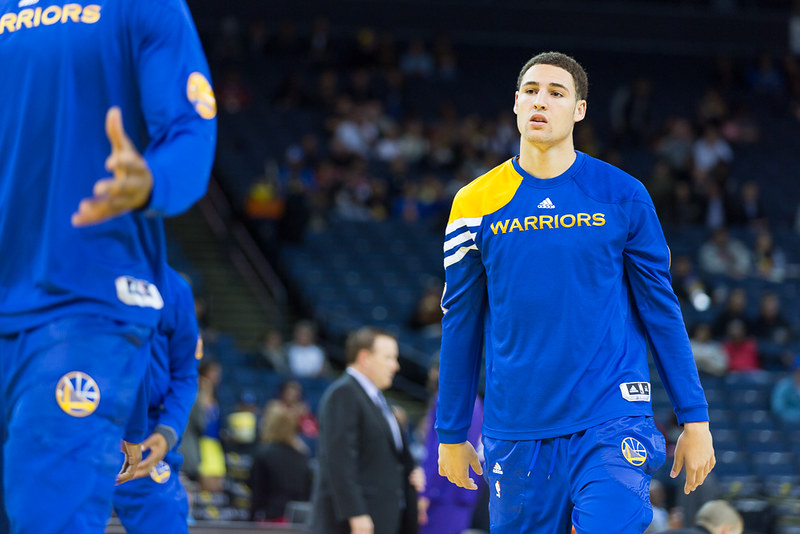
[[621, 437, 647, 466], [150, 461, 171, 484], [55, 371, 100, 417]]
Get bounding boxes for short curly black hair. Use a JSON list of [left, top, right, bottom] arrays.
[[517, 51, 589, 101]]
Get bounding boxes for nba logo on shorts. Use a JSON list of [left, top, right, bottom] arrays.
[[621, 437, 647, 466], [55, 371, 100, 417], [495, 480, 501, 498], [150, 461, 171, 484]]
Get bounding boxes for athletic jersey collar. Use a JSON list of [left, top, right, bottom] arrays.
[[511, 151, 586, 189]]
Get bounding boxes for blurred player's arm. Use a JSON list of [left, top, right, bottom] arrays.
[[73, 0, 216, 226], [622, 183, 714, 494], [135, 276, 200, 479], [436, 191, 486, 490]]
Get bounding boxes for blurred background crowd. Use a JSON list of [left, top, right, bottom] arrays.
[[158, 1, 800, 532]]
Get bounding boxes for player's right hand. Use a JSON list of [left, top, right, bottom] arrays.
[[438, 441, 483, 490], [132, 431, 169, 480], [116, 440, 142, 485], [72, 106, 153, 227]]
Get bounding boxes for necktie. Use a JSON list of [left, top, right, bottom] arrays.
[[376, 392, 403, 451]]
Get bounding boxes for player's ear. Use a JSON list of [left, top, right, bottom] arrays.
[[574, 99, 587, 123], [513, 91, 519, 115]]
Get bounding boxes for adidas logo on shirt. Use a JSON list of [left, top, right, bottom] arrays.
[[537, 197, 555, 209], [493, 462, 503, 474]]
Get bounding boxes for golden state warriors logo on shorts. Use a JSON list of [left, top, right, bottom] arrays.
[[150, 461, 171, 484], [55, 371, 100, 417], [187, 72, 217, 119], [621, 437, 647, 466]]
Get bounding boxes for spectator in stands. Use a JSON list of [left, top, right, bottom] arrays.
[[668, 181, 704, 227], [197, 360, 226, 492], [400, 37, 434, 78], [656, 117, 695, 179], [712, 288, 750, 338], [748, 53, 785, 96], [696, 89, 729, 126], [180, 383, 208, 483], [223, 390, 260, 455], [217, 67, 253, 114], [671, 255, 713, 312], [663, 499, 743, 534], [270, 379, 319, 441], [751, 230, 787, 282], [722, 320, 760, 373], [408, 281, 445, 336], [692, 124, 733, 176], [609, 77, 653, 147], [727, 181, 766, 228], [690, 323, 728, 377], [433, 35, 458, 80], [698, 228, 751, 279], [771, 354, 800, 423], [751, 292, 794, 344], [249, 402, 312, 522], [286, 321, 329, 378], [256, 328, 289, 371]]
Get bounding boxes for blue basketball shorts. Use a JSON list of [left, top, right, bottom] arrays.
[[0, 315, 151, 534], [113, 450, 189, 534], [483, 415, 666, 534]]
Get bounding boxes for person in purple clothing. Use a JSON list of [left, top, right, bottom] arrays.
[[419, 357, 484, 534]]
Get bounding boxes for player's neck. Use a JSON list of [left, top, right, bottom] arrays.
[[517, 138, 577, 179]]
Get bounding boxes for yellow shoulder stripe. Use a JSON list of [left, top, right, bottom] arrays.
[[448, 159, 522, 223]]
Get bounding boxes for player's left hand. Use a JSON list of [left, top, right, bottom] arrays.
[[116, 440, 143, 485], [132, 431, 169, 480], [670, 421, 715, 494], [72, 106, 153, 227]]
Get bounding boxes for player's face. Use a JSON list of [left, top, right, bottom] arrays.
[[513, 64, 586, 148], [364, 335, 400, 390]]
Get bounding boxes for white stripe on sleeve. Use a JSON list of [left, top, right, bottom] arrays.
[[443, 231, 476, 253], [443, 245, 479, 269], [445, 216, 482, 236]]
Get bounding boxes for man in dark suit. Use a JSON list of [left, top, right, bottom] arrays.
[[311, 327, 419, 534], [663, 499, 743, 534]]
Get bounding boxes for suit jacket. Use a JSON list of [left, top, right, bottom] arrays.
[[311, 373, 417, 534]]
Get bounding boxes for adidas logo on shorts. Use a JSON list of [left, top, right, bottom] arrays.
[[493, 462, 503, 474]]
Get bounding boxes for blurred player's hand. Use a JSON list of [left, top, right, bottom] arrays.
[[72, 106, 153, 227], [438, 441, 482, 490], [132, 431, 169, 480], [116, 440, 143, 485], [417, 496, 430, 525], [670, 421, 715, 494], [409, 466, 425, 493]]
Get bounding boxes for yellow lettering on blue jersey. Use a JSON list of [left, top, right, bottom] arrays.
[[560, 214, 576, 228], [489, 212, 606, 237], [61, 3, 82, 23], [15, 9, 33, 29], [41, 5, 61, 25], [0, 13, 17, 34], [80, 4, 101, 24], [0, 4, 101, 33], [491, 220, 509, 234]]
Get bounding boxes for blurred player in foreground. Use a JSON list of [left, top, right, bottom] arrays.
[[113, 267, 201, 533], [0, 0, 216, 531], [436, 51, 714, 533]]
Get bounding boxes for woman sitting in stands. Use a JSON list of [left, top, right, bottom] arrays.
[[249, 402, 312, 523]]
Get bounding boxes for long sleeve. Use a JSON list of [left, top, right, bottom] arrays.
[[436, 192, 487, 444], [623, 187, 708, 424], [131, 0, 216, 216], [320, 387, 368, 521], [155, 276, 200, 448]]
